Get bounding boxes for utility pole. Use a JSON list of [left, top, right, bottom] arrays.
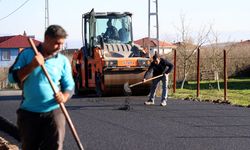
[[148, 0, 159, 55], [45, 0, 49, 30]]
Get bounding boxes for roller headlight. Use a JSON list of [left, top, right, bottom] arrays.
[[105, 60, 117, 67], [138, 59, 150, 67]]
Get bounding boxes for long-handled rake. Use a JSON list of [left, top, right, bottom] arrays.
[[123, 74, 163, 95], [28, 38, 84, 150]]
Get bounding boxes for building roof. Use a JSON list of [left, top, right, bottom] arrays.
[[238, 40, 250, 45], [134, 37, 176, 48], [0, 35, 41, 48]]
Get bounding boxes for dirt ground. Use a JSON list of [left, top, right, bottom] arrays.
[[0, 137, 19, 150]]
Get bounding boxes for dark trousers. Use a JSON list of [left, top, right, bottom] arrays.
[[17, 108, 66, 150]]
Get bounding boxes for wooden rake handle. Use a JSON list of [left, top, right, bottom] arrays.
[[28, 38, 84, 150], [129, 74, 164, 88]]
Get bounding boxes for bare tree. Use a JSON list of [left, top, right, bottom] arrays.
[[175, 14, 211, 89], [204, 28, 238, 90], [206, 29, 223, 90]]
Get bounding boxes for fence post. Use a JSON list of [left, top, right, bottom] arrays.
[[196, 47, 200, 98], [173, 49, 177, 93], [224, 49, 227, 101]]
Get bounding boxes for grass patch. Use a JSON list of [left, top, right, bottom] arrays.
[[169, 78, 250, 106], [227, 90, 250, 106]]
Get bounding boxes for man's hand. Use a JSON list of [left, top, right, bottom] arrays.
[[142, 78, 146, 83], [55, 92, 70, 104], [32, 53, 44, 68]]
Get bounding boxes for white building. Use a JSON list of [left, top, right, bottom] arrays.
[[134, 37, 176, 56]]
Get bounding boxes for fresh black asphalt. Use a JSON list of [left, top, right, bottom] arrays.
[[1, 90, 250, 150]]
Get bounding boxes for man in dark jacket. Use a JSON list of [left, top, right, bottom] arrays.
[[143, 53, 173, 106], [103, 19, 119, 40]]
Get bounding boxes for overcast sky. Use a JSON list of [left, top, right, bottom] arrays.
[[0, 0, 250, 48]]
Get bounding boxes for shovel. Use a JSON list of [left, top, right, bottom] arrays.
[[123, 74, 164, 95], [28, 38, 84, 150]]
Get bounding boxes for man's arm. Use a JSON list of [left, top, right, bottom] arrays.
[[113, 27, 119, 40], [56, 56, 75, 103], [163, 59, 173, 74], [8, 50, 44, 85], [17, 53, 44, 83], [143, 62, 154, 81]]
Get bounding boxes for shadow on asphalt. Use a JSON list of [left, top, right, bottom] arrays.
[[0, 116, 20, 141], [65, 103, 169, 112], [66, 104, 123, 110], [176, 135, 250, 138], [0, 95, 22, 101]]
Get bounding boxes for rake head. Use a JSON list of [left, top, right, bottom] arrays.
[[123, 82, 132, 96]]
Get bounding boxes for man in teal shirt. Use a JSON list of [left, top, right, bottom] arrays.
[[8, 25, 75, 150]]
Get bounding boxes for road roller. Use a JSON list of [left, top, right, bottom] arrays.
[[71, 9, 151, 96]]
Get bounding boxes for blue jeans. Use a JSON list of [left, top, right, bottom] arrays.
[[149, 74, 169, 102]]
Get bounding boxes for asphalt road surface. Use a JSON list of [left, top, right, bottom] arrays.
[[1, 90, 250, 150]]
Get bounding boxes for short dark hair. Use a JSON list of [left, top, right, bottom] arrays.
[[45, 25, 68, 39], [153, 53, 160, 60]]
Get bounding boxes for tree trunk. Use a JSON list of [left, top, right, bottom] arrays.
[[214, 71, 220, 91], [181, 72, 188, 89]]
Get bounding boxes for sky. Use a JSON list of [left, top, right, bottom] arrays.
[[0, 0, 250, 48]]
